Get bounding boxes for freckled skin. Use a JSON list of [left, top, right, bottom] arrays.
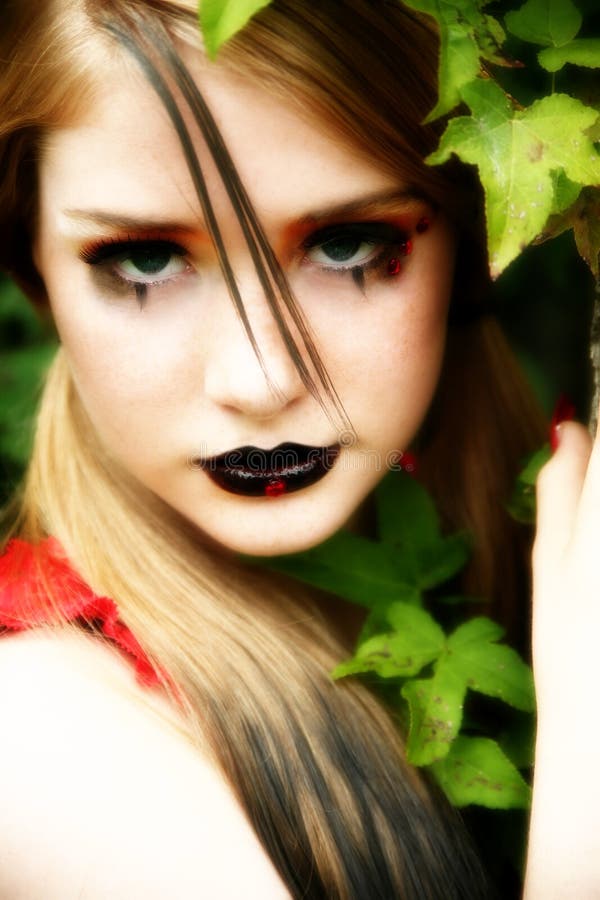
[[35, 59, 456, 557]]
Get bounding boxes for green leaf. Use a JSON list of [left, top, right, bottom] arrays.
[[376, 473, 471, 588], [199, 0, 272, 59], [0, 344, 57, 464], [401, 0, 508, 120], [550, 171, 583, 218], [507, 444, 552, 523], [402, 662, 466, 765], [415, 532, 472, 590], [538, 38, 600, 72], [333, 603, 445, 679], [505, 0, 582, 48], [447, 616, 505, 646], [572, 190, 600, 280], [265, 531, 414, 609], [506, 482, 537, 524], [356, 594, 423, 646], [518, 444, 552, 486], [541, 187, 600, 278], [376, 471, 440, 547], [429, 81, 600, 276], [448, 618, 535, 712], [431, 736, 532, 808]]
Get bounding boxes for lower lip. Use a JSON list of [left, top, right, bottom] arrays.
[[196, 445, 340, 498]]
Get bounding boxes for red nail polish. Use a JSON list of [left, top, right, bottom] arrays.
[[550, 394, 575, 451]]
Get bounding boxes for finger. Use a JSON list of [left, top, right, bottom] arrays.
[[572, 416, 600, 539], [534, 421, 592, 560]]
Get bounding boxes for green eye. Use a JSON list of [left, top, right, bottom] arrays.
[[125, 247, 174, 275], [319, 237, 371, 263]]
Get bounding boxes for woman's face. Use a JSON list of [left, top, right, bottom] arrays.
[[35, 50, 455, 556]]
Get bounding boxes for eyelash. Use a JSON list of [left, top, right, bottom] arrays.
[[302, 221, 412, 290], [80, 237, 191, 307], [80, 220, 413, 308]]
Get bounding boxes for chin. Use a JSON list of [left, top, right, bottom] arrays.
[[189, 496, 356, 559]]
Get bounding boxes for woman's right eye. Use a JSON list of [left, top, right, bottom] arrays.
[[81, 238, 191, 287], [116, 244, 189, 283]]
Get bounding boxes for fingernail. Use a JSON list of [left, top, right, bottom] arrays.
[[550, 394, 575, 451]]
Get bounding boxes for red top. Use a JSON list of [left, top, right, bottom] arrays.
[[0, 537, 161, 687]]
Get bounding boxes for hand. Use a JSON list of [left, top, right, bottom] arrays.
[[526, 420, 600, 898]]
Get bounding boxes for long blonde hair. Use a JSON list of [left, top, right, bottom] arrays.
[[0, 0, 544, 895]]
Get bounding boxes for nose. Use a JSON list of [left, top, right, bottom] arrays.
[[203, 289, 308, 421]]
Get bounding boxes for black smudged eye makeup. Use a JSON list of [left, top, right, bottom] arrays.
[[80, 238, 191, 307], [302, 221, 412, 291]]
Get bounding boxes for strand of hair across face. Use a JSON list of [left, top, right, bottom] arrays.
[[102, 14, 353, 438]]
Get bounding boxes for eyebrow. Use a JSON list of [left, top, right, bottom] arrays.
[[296, 188, 428, 224], [62, 209, 198, 233], [62, 189, 427, 234]]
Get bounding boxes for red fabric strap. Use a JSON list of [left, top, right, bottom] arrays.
[[0, 537, 160, 687]]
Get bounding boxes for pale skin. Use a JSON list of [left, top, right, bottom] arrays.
[[1, 55, 453, 898], [0, 32, 598, 900], [525, 421, 600, 898], [34, 56, 455, 558]]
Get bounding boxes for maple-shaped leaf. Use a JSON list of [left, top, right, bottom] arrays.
[[332, 603, 445, 680], [395, 616, 533, 764], [431, 736, 532, 808], [428, 80, 600, 276], [402, 662, 467, 765], [199, 0, 271, 59], [401, 0, 509, 120], [447, 617, 536, 711]]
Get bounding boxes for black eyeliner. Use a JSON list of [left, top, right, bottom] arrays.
[[302, 220, 406, 249], [135, 283, 148, 308], [80, 237, 187, 266], [352, 268, 366, 292]]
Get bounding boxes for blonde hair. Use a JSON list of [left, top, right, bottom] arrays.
[[0, 0, 544, 894]]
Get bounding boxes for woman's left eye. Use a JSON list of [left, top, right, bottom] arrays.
[[302, 222, 409, 278], [307, 235, 379, 268]]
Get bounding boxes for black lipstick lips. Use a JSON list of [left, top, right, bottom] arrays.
[[195, 442, 340, 498]]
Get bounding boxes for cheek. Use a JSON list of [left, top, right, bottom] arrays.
[[316, 267, 451, 449], [359, 307, 447, 447], [45, 279, 201, 456]]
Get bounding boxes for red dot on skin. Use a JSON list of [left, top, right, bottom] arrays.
[[387, 257, 402, 276], [401, 452, 418, 475], [401, 239, 413, 256], [265, 479, 287, 498], [416, 217, 430, 234]]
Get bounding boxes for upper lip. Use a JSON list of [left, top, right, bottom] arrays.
[[194, 441, 339, 473]]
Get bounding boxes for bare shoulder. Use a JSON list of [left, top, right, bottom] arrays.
[[0, 629, 289, 899]]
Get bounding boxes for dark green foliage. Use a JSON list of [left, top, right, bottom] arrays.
[[0, 277, 57, 504], [266, 471, 535, 810]]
